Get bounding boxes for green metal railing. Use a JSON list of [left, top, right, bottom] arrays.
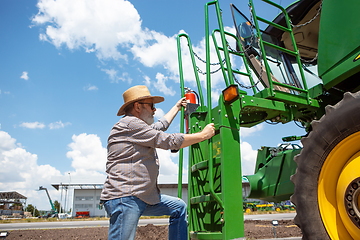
[[212, 29, 257, 94], [176, 33, 206, 199], [249, 0, 310, 103], [203, 0, 238, 211]]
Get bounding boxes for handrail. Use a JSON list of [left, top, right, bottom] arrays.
[[177, 33, 208, 198], [212, 29, 257, 95], [177, 34, 205, 107], [249, 0, 310, 103], [177, 56, 185, 199], [205, 0, 224, 209]]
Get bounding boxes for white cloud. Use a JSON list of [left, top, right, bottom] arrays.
[[101, 68, 132, 83], [0, 130, 108, 210], [240, 141, 258, 175], [19, 121, 71, 130], [131, 31, 179, 73], [0, 131, 17, 152], [31, 0, 240, 94], [154, 73, 176, 96], [20, 71, 29, 80], [157, 149, 178, 176], [102, 68, 118, 81], [0, 130, 62, 210], [143, 75, 151, 86], [57, 169, 106, 185], [211, 90, 221, 105], [157, 148, 187, 184], [30, 0, 185, 85], [240, 123, 264, 138], [66, 133, 107, 172], [84, 84, 98, 91], [32, 0, 144, 60], [154, 107, 165, 120], [119, 72, 132, 84], [20, 122, 46, 129], [48, 120, 71, 129], [85, 48, 95, 53]]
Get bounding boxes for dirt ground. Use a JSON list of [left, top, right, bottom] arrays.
[[5, 220, 301, 239]]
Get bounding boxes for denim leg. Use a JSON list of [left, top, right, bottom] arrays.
[[103, 196, 147, 240], [142, 194, 188, 240]]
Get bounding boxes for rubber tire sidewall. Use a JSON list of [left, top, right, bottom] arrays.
[[291, 91, 360, 240]]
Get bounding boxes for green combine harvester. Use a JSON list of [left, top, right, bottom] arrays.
[[176, 0, 360, 239]]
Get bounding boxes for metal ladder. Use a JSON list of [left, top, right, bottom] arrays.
[[177, 1, 247, 239]]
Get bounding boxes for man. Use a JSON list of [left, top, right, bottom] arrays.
[[100, 85, 215, 240]]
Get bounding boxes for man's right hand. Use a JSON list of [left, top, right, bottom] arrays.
[[201, 123, 215, 140], [180, 123, 216, 149]]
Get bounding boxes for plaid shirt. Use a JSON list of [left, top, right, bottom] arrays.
[[100, 114, 184, 205]]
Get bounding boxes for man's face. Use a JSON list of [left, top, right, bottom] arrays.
[[138, 99, 155, 125]]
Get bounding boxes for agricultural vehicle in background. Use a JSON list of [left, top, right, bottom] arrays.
[[243, 201, 258, 213], [243, 201, 274, 213], [243, 200, 295, 213], [176, 0, 360, 239], [274, 201, 296, 212], [38, 186, 58, 218]]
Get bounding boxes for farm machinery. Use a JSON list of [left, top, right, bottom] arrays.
[[176, 0, 360, 239]]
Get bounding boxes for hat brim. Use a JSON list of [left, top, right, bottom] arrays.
[[117, 96, 164, 116]]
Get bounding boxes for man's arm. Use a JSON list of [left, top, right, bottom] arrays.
[[180, 123, 215, 148], [163, 97, 187, 125]]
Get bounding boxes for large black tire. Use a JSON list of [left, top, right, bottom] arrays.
[[291, 91, 360, 239]]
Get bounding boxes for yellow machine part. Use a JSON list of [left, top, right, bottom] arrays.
[[318, 131, 360, 239]]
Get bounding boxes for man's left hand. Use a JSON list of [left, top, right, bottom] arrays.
[[176, 97, 187, 111]]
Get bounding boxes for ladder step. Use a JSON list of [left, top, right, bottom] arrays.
[[191, 157, 221, 172], [190, 193, 222, 204], [189, 231, 222, 240]]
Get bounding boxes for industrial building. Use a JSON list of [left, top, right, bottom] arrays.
[[0, 191, 27, 217]]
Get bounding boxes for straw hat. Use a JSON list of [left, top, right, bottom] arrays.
[[117, 85, 164, 116]]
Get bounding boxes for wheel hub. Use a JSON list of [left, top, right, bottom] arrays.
[[336, 152, 360, 239], [318, 132, 360, 240], [344, 178, 360, 228]]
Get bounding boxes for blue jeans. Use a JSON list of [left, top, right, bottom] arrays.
[[103, 194, 187, 240]]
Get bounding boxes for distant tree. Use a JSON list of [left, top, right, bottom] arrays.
[[25, 204, 40, 217], [53, 200, 63, 213], [25, 204, 34, 213]]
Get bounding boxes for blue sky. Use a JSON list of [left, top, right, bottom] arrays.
[[0, 0, 305, 211]]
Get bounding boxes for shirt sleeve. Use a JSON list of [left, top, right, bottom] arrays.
[[128, 117, 184, 150], [150, 117, 169, 131]]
